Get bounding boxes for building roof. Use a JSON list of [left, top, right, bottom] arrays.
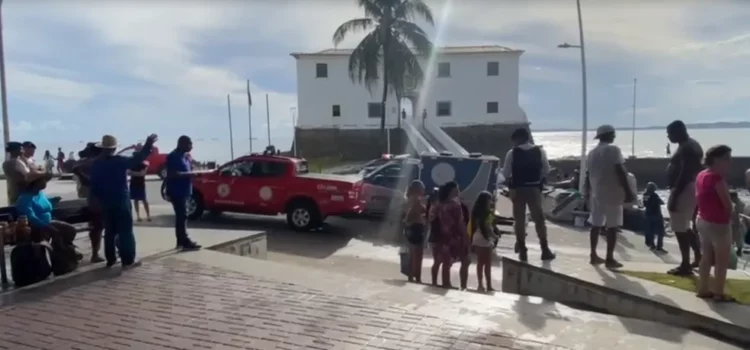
[[290, 45, 522, 58]]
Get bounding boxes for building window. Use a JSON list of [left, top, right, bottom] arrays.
[[332, 105, 341, 117], [316, 63, 328, 78], [437, 62, 450, 77], [436, 101, 451, 117], [367, 103, 382, 118], [487, 61, 499, 76], [486, 102, 499, 114]]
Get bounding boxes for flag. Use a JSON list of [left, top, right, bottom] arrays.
[[247, 80, 253, 106]]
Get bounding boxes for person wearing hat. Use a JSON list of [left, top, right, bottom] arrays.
[[2, 141, 31, 205], [665, 120, 704, 276], [72, 142, 106, 263], [89, 133, 158, 268], [501, 127, 555, 262], [584, 125, 635, 268]]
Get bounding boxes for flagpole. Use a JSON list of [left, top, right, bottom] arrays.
[[265, 94, 271, 146], [246, 80, 253, 154], [227, 94, 235, 160]]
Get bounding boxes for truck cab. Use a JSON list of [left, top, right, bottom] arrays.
[[179, 148, 364, 231]]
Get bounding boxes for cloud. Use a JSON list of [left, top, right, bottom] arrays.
[[0, 0, 748, 153]]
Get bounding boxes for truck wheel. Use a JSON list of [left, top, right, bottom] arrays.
[[186, 192, 205, 220], [286, 200, 321, 231], [158, 166, 167, 179]]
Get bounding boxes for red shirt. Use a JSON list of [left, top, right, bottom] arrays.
[[696, 169, 730, 224]]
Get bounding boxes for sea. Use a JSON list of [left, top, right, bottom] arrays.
[[533, 127, 749, 160], [26, 127, 750, 165]]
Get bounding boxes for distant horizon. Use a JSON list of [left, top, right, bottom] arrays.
[[535, 120, 750, 132]]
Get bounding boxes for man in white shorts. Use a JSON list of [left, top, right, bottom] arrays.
[[666, 120, 704, 276], [584, 125, 635, 268]]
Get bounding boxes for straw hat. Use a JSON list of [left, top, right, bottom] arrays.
[[96, 135, 118, 149]]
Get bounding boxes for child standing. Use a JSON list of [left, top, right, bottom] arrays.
[[729, 191, 745, 256], [643, 182, 667, 253], [470, 191, 498, 292], [129, 161, 150, 222], [403, 180, 426, 283]]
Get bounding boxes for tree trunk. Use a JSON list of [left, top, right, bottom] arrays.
[[380, 40, 390, 154], [396, 95, 401, 129]]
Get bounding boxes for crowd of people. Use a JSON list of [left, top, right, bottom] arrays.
[[2, 134, 203, 271], [402, 120, 741, 303]]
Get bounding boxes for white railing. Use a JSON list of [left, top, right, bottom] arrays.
[[402, 119, 436, 154], [423, 119, 469, 156]]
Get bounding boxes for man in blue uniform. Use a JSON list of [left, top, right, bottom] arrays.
[[90, 133, 157, 268], [166, 135, 201, 251]]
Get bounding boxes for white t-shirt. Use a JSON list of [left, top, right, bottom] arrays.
[[586, 142, 625, 205]]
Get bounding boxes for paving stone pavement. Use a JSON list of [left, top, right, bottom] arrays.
[[0, 258, 566, 350]]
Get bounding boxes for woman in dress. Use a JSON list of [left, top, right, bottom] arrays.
[[470, 191, 498, 292], [433, 181, 470, 289], [43, 150, 54, 174], [129, 161, 151, 222], [403, 180, 426, 283], [695, 145, 734, 302]]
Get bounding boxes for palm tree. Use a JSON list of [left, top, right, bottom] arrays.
[[333, 0, 434, 136]]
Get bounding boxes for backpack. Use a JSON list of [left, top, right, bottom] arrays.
[[10, 242, 52, 287], [49, 237, 79, 276]]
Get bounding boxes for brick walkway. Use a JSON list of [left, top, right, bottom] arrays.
[[0, 259, 564, 350]]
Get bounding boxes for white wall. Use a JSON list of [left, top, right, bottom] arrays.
[[295, 51, 527, 129], [295, 55, 400, 129]]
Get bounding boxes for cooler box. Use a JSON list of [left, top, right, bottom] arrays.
[[418, 153, 500, 207]]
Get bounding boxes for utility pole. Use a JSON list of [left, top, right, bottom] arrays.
[[226, 94, 234, 160], [631, 78, 637, 158]]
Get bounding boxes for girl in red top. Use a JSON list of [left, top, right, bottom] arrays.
[[695, 145, 734, 302], [432, 181, 470, 289]]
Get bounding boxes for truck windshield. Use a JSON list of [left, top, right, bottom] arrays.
[[295, 161, 309, 174]]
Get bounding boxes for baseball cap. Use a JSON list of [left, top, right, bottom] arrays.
[[594, 125, 615, 139]]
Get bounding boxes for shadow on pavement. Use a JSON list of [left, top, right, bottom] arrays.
[[594, 266, 687, 343], [139, 212, 403, 260]]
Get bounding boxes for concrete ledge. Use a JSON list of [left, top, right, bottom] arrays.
[[501, 257, 750, 347], [0, 229, 267, 305], [208, 232, 267, 260]]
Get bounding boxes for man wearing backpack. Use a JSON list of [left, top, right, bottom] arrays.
[[502, 128, 556, 262]]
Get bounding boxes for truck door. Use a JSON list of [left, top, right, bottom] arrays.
[[366, 163, 416, 215], [245, 160, 288, 215], [210, 159, 255, 210]]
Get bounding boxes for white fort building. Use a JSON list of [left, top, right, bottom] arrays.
[[290, 45, 529, 160]]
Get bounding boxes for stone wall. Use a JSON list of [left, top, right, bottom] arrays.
[[550, 156, 750, 188], [443, 123, 530, 158], [294, 123, 529, 162], [294, 128, 411, 161]]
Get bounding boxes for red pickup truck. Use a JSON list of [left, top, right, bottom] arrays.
[[167, 153, 364, 231]]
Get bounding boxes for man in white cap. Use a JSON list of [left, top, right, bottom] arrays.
[[584, 125, 635, 268], [89, 133, 158, 269]]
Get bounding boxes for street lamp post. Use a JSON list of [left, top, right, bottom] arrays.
[[290, 107, 297, 157], [0, 0, 8, 155], [558, 0, 588, 213]]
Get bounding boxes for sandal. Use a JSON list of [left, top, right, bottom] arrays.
[[713, 294, 737, 303]]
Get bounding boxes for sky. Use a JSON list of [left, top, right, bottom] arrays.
[[2, 0, 750, 161]]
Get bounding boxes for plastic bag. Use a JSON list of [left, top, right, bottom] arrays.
[[729, 244, 738, 270]]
